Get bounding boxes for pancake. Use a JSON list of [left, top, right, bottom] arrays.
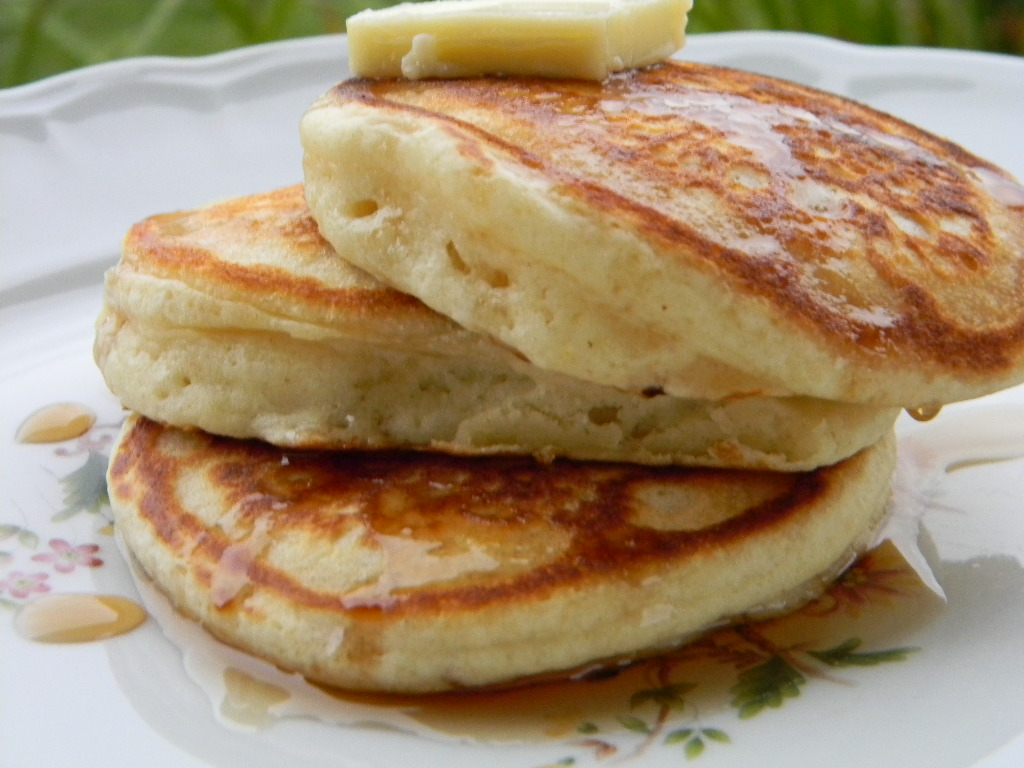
[[94, 185, 898, 471], [301, 60, 1024, 408], [109, 413, 896, 693]]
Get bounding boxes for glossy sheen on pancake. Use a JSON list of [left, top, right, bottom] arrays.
[[301, 61, 1024, 407], [94, 185, 898, 470], [109, 414, 895, 693]]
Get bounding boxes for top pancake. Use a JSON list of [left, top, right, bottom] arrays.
[[301, 60, 1024, 407], [94, 185, 897, 470]]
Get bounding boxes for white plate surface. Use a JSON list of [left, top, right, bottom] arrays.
[[2, 32, 1024, 768]]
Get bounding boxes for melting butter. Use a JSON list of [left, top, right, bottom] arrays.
[[347, 0, 692, 81]]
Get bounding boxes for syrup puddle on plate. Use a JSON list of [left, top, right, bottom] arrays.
[[14, 593, 147, 643], [221, 667, 292, 728], [128, 533, 943, 748], [107, 404, 1024, 752], [46, 399, 1007, 761], [15, 402, 96, 444]]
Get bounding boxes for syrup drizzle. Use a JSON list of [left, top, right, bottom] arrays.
[[907, 404, 943, 422], [900, 405, 1024, 473]]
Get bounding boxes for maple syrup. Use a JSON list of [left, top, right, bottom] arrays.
[[302, 541, 941, 746], [906, 404, 942, 422], [221, 667, 291, 728], [14, 593, 147, 643], [309, 661, 650, 743], [15, 402, 96, 443]]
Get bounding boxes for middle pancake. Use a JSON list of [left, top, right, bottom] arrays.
[[94, 185, 896, 470]]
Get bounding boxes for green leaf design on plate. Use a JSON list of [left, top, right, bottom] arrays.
[[667, 727, 731, 760], [808, 637, 918, 667], [730, 656, 806, 718], [1, 525, 38, 549], [576, 722, 599, 735], [53, 451, 110, 521], [684, 736, 705, 759], [702, 728, 730, 744], [629, 681, 696, 710], [617, 714, 653, 734], [665, 728, 694, 745], [537, 758, 576, 768]]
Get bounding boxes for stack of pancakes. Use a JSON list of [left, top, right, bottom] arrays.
[[98, 61, 1024, 693]]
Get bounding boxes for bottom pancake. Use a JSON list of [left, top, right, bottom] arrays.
[[109, 415, 896, 693]]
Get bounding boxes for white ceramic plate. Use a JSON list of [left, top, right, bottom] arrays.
[[2, 32, 1024, 768]]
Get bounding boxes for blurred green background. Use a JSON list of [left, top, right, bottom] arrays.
[[1, 0, 1022, 88]]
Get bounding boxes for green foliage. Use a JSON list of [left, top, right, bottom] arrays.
[[685, 0, 1008, 51], [0, 0, 388, 86], [1, 0, 1020, 88]]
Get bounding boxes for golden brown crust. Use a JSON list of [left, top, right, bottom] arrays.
[[110, 415, 818, 615], [121, 185, 432, 328], [327, 61, 1024, 383], [110, 415, 894, 690]]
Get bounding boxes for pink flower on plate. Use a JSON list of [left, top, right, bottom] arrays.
[[0, 571, 51, 599], [31, 538, 103, 574]]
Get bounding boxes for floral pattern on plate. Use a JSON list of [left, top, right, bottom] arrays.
[[2, 407, 119, 610]]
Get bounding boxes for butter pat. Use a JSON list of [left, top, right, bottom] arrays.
[[347, 0, 693, 81]]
